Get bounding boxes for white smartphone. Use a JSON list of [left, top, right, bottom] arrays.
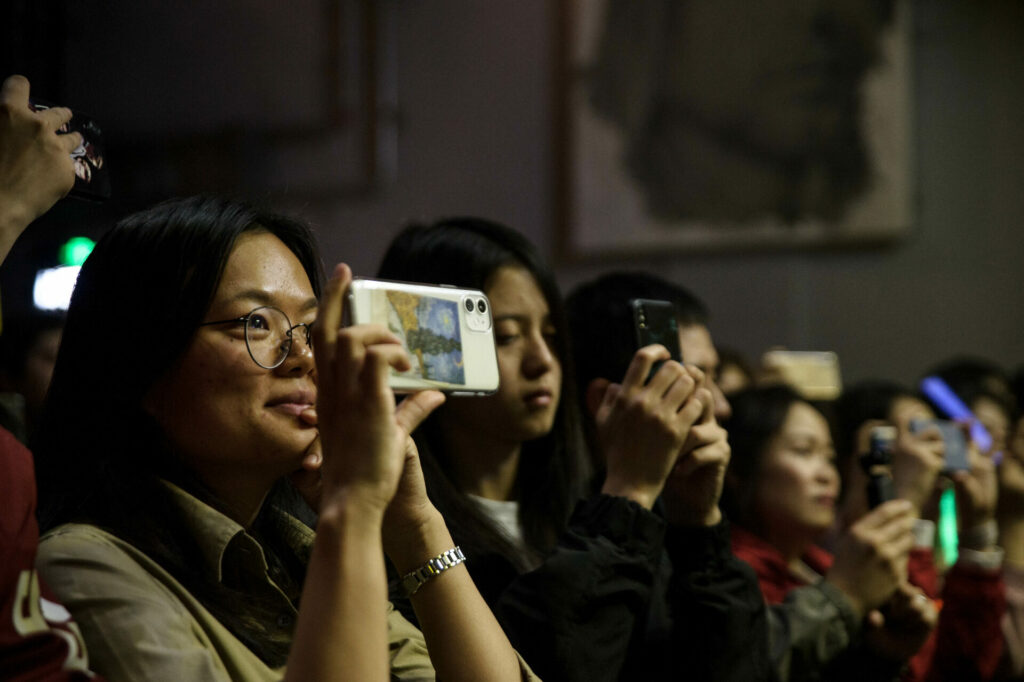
[[346, 278, 500, 395]]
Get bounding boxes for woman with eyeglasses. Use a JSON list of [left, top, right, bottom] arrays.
[[32, 196, 537, 681]]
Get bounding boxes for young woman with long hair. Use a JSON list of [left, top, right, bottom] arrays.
[[376, 217, 733, 681]]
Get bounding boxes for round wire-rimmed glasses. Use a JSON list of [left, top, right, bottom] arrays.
[[199, 305, 313, 369]]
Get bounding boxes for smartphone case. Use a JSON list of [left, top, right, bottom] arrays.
[[347, 278, 500, 395], [631, 299, 682, 361]]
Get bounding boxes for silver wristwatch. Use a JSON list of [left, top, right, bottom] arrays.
[[399, 546, 467, 598]]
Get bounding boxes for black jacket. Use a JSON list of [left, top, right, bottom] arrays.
[[391, 494, 772, 681]]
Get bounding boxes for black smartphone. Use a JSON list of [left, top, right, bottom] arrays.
[[860, 425, 897, 508], [29, 99, 110, 201], [631, 298, 683, 381]]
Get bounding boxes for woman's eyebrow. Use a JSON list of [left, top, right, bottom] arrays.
[[492, 314, 527, 323], [493, 311, 553, 323]]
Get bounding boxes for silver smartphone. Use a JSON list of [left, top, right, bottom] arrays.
[[346, 278, 500, 395], [910, 418, 970, 473]]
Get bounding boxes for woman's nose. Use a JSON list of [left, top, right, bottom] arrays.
[[523, 334, 557, 378], [276, 326, 315, 375]]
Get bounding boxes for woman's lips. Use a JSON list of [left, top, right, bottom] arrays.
[[267, 390, 317, 424], [270, 402, 315, 419], [524, 389, 554, 408], [814, 495, 836, 508]]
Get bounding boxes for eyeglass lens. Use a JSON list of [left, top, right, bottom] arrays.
[[245, 306, 311, 369]]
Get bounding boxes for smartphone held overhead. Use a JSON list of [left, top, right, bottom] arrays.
[[346, 278, 500, 395], [29, 98, 110, 201]]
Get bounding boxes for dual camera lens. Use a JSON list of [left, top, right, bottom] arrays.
[[464, 298, 487, 313]]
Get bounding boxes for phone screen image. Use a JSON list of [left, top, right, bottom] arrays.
[[371, 289, 466, 386]]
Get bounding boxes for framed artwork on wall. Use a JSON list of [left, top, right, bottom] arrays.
[[554, 0, 914, 260]]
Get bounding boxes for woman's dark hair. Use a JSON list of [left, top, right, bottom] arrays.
[[34, 195, 323, 667], [720, 384, 807, 527], [377, 217, 590, 568]]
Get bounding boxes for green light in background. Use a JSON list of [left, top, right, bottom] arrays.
[[59, 237, 95, 267], [939, 487, 958, 566]]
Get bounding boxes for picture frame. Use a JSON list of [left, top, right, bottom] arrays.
[[554, 0, 914, 260]]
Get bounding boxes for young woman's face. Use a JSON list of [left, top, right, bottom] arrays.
[[439, 266, 561, 446], [144, 231, 319, 478], [754, 401, 840, 541]]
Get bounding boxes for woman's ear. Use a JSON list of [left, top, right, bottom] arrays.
[[585, 378, 612, 419]]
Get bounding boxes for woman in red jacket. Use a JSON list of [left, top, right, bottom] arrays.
[[726, 383, 1005, 681], [723, 384, 938, 678]]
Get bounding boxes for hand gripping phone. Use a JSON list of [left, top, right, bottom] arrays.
[[29, 99, 110, 201], [346, 278, 500, 395]]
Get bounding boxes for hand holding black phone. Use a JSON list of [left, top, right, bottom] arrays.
[[29, 98, 110, 201]]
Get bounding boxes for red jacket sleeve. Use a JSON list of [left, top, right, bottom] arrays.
[[925, 561, 1006, 682], [0, 429, 101, 681]]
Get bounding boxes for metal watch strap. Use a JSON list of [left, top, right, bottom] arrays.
[[399, 546, 466, 598]]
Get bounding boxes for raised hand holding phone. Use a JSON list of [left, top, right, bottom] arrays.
[[0, 75, 81, 259], [313, 264, 442, 513]]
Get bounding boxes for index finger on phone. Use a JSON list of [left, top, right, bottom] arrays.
[[313, 263, 352, 367], [621, 344, 670, 391], [690, 386, 715, 424], [59, 131, 84, 153], [345, 323, 404, 350], [37, 105, 73, 131]]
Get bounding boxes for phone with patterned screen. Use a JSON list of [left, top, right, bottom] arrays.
[[347, 278, 499, 395]]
